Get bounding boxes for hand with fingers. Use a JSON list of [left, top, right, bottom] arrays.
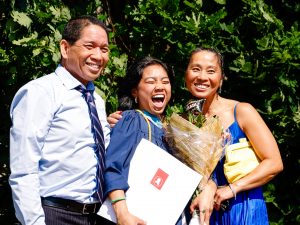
[[107, 111, 123, 128], [213, 184, 236, 211], [116, 212, 147, 225], [190, 180, 217, 225]]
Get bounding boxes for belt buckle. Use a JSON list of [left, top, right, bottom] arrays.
[[82, 203, 96, 214]]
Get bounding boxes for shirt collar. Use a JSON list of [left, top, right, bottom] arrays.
[[55, 64, 95, 91]]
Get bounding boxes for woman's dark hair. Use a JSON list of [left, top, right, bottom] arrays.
[[190, 47, 225, 77], [62, 15, 109, 45], [118, 56, 174, 110]]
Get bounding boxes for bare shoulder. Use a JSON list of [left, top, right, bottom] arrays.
[[235, 102, 263, 130], [236, 102, 258, 115]]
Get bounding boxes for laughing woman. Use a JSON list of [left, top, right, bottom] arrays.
[[103, 56, 187, 225]]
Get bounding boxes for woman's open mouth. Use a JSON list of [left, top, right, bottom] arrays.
[[152, 94, 165, 109]]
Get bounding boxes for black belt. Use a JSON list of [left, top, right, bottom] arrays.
[[41, 197, 100, 214]]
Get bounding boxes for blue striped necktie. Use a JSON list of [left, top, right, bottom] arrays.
[[75, 85, 105, 204]]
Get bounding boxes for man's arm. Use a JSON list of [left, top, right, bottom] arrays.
[[9, 83, 53, 225]]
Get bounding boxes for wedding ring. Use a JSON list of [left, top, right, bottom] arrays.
[[201, 209, 206, 214]]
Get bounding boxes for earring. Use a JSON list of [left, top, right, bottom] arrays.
[[218, 86, 222, 94], [135, 97, 138, 104]]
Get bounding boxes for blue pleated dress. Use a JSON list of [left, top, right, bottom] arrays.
[[210, 105, 269, 225], [104, 110, 188, 225]]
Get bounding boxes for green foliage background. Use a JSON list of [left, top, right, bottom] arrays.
[[0, 0, 299, 224]]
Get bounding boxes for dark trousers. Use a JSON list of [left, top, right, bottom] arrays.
[[42, 204, 115, 225]]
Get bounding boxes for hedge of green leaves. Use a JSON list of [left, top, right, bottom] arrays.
[[0, 0, 299, 224]]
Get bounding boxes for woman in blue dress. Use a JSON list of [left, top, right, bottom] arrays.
[[104, 56, 189, 225], [187, 47, 283, 225]]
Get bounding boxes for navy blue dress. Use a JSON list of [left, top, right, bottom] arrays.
[[104, 110, 187, 225], [210, 105, 269, 225]]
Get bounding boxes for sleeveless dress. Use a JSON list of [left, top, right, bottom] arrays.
[[210, 104, 269, 225], [104, 110, 189, 225]]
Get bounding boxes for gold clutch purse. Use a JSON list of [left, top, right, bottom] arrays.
[[224, 138, 260, 183]]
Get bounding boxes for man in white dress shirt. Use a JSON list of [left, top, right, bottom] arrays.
[[9, 15, 112, 225]]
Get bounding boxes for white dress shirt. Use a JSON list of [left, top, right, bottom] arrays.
[[9, 65, 110, 225]]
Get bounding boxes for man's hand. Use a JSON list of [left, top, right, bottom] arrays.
[[107, 111, 122, 128]]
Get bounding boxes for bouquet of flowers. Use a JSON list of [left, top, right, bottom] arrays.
[[164, 99, 224, 190]]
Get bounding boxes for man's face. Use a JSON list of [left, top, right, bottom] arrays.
[[60, 24, 109, 85]]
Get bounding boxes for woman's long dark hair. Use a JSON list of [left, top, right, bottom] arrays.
[[117, 56, 174, 111]]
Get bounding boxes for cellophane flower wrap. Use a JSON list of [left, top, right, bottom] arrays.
[[164, 112, 224, 190]]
